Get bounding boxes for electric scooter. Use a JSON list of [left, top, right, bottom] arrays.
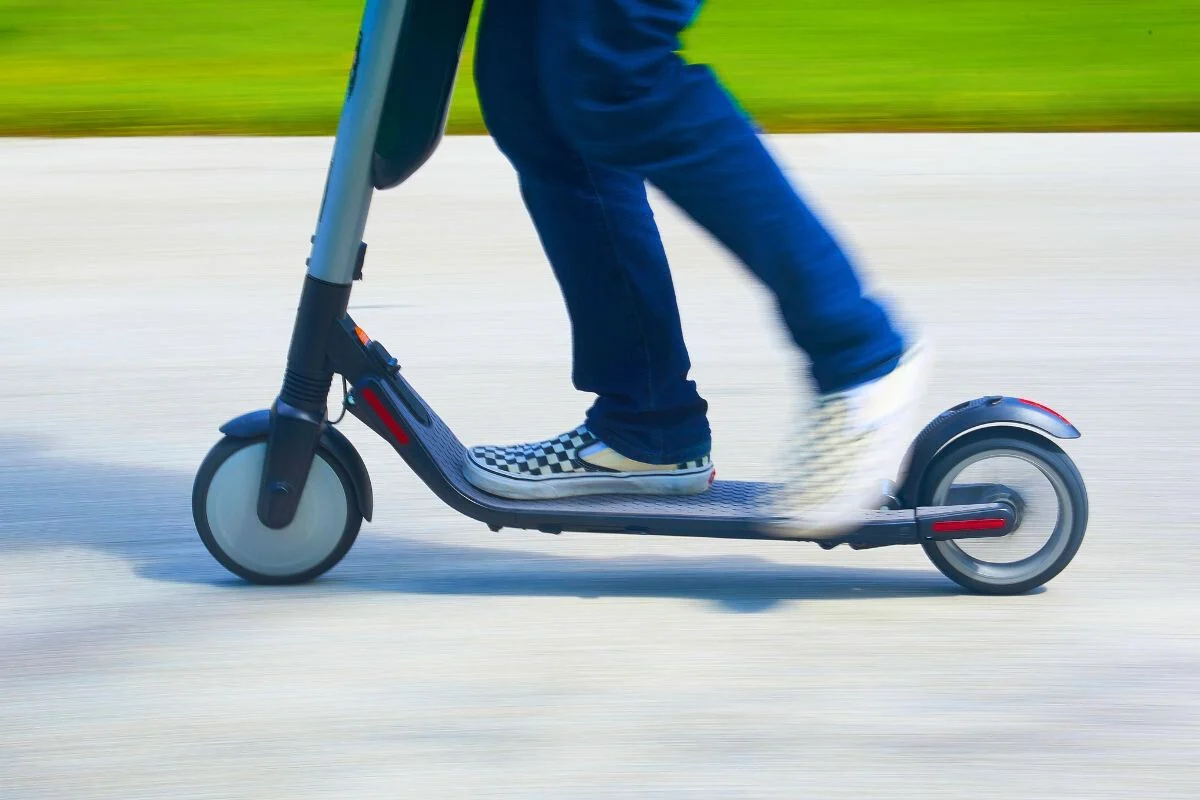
[[191, 0, 1089, 595]]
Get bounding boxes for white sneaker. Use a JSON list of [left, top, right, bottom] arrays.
[[768, 342, 931, 537], [464, 425, 715, 500]]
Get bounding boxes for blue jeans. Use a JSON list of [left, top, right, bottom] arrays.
[[474, 0, 904, 464]]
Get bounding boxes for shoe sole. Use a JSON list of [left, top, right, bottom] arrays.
[[770, 342, 932, 539], [463, 458, 715, 501]]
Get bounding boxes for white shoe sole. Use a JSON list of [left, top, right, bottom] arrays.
[[762, 497, 881, 539], [464, 458, 715, 501], [769, 341, 932, 539]]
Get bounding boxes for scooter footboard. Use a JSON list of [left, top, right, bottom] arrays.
[[349, 374, 779, 537], [346, 370, 1016, 546]]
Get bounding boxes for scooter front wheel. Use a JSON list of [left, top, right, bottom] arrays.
[[192, 437, 362, 585], [918, 429, 1088, 595]]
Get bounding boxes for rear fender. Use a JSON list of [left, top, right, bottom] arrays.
[[897, 396, 1079, 507]]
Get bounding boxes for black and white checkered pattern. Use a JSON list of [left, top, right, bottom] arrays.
[[779, 395, 869, 506], [470, 425, 602, 478], [772, 345, 925, 523], [469, 425, 711, 480]]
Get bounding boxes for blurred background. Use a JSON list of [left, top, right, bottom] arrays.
[[1, 0, 1197, 136], [2, 2, 1199, 799]]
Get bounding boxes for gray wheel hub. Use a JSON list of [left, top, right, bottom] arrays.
[[205, 443, 349, 577]]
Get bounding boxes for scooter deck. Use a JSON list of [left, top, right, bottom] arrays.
[[351, 375, 1013, 547]]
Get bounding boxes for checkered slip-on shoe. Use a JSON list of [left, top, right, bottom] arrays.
[[464, 425, 715, 500], [767, 341, 931, 538]]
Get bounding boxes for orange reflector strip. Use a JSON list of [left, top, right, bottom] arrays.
[[354, 326, 370, 346]]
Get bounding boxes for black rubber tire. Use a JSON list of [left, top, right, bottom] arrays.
[[192, 436, 362, 585], [918, 428, 1088, 595]]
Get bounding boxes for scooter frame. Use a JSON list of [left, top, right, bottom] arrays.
[[220, 0, 1082, 553]]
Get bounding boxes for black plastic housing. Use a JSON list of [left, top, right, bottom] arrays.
[[371, 0, 476, 189], [897, 396, 1079, 507], [258, 276, 353, 528]]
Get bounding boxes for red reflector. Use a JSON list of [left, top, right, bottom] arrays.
[[360, 387, 410, 445], [1017, 398, 1071, 425], [931, 518, 1007, 533]]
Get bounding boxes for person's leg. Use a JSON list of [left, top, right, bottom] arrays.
[[475, 0, 709, 465], [464, 0, 714, 499], [537, 0, 902, 392], [537, 0, 927, 529]]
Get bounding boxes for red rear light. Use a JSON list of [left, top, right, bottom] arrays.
[[931, 518, 1007, 533], [1017, 398, 1071, 425]]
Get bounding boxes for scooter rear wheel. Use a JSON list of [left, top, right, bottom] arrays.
[[918, 429, 1087, 595], [192, 437, 362, 585]]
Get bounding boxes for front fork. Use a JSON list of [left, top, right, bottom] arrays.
[[256, 278, 352, 528], [255, 0, 474, 527], [255, 0, 407, 528]]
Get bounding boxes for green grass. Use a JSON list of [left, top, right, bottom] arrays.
[[1, 0, 1197, 136]]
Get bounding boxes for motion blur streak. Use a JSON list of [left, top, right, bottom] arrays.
[[0, 134, 1197, 798]]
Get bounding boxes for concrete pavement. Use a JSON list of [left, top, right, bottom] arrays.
[[1, 133, 1197, 798]]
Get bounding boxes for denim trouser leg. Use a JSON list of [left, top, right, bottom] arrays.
[[475, 0, 711, 464], [474, 0, 904, 464], [536, 0, 906, 391]]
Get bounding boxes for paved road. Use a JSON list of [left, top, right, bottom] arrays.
[[1, 134, 1197, 799]]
